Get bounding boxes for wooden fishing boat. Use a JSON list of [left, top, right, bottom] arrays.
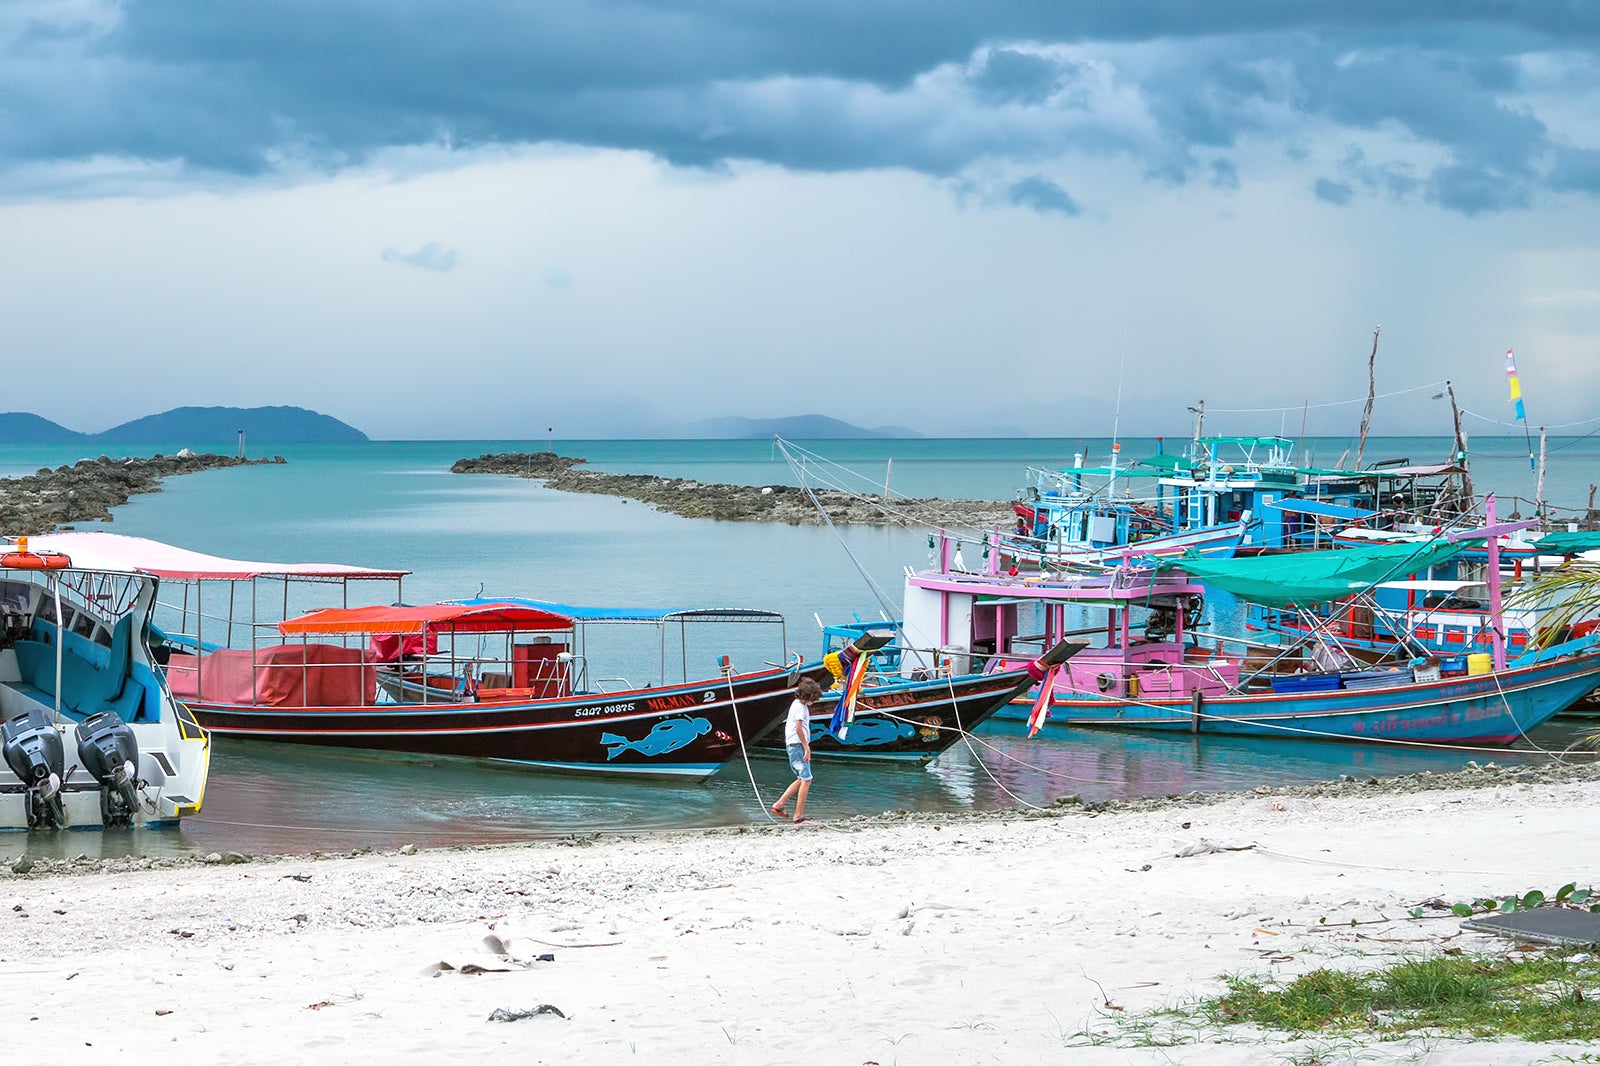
[[746, 632, 1083, 763], [168, 601, 830, 779], [903, 503, 1600, 744], [421, 601, 1082, 764], [22, 533, 825, 780]]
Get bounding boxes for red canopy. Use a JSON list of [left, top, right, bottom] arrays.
[[279, 602, 574, 636]]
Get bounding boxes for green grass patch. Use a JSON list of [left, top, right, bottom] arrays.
[[1205, 951, 1600, 1041]]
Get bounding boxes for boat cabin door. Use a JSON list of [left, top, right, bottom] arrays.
[[514, 638, 571, 698]]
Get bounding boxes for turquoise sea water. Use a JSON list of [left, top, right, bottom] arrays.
[[2, 435, 1595, 858]]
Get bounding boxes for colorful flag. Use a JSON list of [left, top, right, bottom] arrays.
[[1026, 665, 1059, 737], [1505, 348, 1535, 469], [829, 650, 872, 739]]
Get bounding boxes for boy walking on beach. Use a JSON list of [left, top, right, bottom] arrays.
[[771, 677, 821, 824]]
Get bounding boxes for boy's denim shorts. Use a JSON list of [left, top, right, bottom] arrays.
[[786, 743, 812, 781]]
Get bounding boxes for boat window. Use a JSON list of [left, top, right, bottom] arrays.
[[0, 581, 29, 615], [93, 625, 113, 648], [72, 610, 98, 639], [35, 593, 56, 629]]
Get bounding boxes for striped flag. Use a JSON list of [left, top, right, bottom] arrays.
[[1026, 665, 1060, 737], [829, 650, 873, 739], [1505, 348, 1535, 470]]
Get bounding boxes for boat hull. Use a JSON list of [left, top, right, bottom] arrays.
[[186, 665, 826, 780], [754, 669, 1033, 763], [1001, 652, 1600, 745]]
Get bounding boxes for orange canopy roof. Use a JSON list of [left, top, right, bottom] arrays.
[[279, 602, 574, 636]]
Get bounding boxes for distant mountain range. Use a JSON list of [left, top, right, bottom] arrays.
[[690, 415, 922, 439], [0, 406, 368, 444]]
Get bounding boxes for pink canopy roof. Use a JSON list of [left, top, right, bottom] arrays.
[[17, 532, 408, 581]]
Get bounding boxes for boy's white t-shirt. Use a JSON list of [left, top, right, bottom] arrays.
[[785, 698, 810, 746]]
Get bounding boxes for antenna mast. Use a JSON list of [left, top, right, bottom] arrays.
[[1354, 325, 1379, 470]]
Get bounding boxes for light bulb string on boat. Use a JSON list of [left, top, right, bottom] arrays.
[[1205, 379, 1450, 416], [774, 439, 910, 623], [773, 437, 1000, 542], [1460, 407, 1600, 432]]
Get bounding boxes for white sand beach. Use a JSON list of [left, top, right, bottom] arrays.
[[4, 770, 1598, 1065]]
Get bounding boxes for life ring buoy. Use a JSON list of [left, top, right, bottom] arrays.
[[1, 551, 70, 571]]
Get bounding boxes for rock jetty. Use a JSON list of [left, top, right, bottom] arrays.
[[0, 452, 283, 534], [452, 452, 1015, 527]]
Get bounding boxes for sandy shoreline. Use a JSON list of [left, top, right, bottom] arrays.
[[5, 768, 1599, 1064]]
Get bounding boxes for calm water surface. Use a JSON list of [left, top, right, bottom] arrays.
[[0, 435, 1594, 857]]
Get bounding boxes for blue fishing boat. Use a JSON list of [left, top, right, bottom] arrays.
[[0, 536, 211, 829], [1004, 444, 1249, 568], [902, 507, 1600, 745]]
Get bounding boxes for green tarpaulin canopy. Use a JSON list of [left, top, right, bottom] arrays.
[[1158, 541, 1470, 607], [1532, 532, 1600, 556]]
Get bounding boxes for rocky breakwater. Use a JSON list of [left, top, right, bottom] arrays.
[[452, 452, 1015, 527], [0, 451, 284, 533]]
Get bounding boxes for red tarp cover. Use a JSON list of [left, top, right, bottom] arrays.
[[166, 645, 376, 707], [280, 602, 574, 636]]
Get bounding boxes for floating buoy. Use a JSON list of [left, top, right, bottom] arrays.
[[1, 551, 71, 570]]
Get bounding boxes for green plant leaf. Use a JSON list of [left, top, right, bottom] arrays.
[[1479, 899, 1498, 911], [1573, 888, 1592, 905], [1503, 897, 1519, 913], [1408, 907, 1424, 919], [1522, 890, 1545, 910], [1451, 903, 1474, 918], [1557, 882, 1577, 902]]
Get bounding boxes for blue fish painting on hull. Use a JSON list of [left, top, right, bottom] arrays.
[[817, 718, 915, 746], [601, 717, 712, 760]]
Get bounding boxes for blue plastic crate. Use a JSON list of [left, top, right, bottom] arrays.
[[1270, 672, 1343, 694]]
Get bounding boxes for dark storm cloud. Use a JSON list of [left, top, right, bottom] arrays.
[[2, 1, 1598, 214]]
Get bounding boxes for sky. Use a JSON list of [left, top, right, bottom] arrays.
[[2, 1, 1598, 440]]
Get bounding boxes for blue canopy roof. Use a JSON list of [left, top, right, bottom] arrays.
[[1265, 498, 1378, 521], [449, 596, 785, 623]]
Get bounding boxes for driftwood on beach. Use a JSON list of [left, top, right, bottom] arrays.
[[451, 451, 1016, 527], [0, 452, 283, 534]]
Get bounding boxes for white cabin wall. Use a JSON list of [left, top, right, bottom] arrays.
[[901, 584, 975, 677]]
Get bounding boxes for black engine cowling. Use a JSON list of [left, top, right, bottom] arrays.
[[3, 709, 66, 829], [75, 711, 141, 827]]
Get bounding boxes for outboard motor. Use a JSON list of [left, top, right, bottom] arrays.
[[3, 709, 66, 829], [75, 712, 141, 828]]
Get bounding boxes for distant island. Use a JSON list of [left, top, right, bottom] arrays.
[[0, 406, 367, 444], [689, 414, 922, 439]]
